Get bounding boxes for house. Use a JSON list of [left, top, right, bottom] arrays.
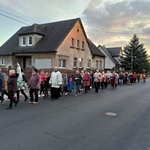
[[106, 47, 123, 63], [88, 39, 105, 70], [98, 45, 120, 71], [0, 18, 100, 71]]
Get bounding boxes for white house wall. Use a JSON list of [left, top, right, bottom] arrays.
[[0, 56, 12, 68], [98, 47, 115, 69]]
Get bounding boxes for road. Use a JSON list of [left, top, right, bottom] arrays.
[[0, 79, 150, 150]]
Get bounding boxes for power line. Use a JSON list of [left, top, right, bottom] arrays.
[[0, 8, 35, 24], [0, 13, 29, 25], [0, 4, 42, 24]]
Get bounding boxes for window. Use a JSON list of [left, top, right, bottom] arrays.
[[22, 37, 26, 45], [0, 59, 5, 65], [81, 41, 84, 49], [96, 60, 98, 68], [79, 58, 83, 68], [71, 38, 74, 47], [100, 61, 102, 70], [59, 59, 66, 68], [77, 40, 80, 48], [73, 57, 77, 68], [29, 37, 32, 45], [87, 59, 91, 68]]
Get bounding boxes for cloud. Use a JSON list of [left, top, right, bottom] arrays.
[[81, 0, 150, 53]]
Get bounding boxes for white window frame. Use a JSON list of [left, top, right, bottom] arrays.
[[59, 59, 66, 69], [73, 57, 77, 68], [79, 58, 83, 68], [22, 37, 26, 46], [99, 61, 102, 70], [87, 59, 91, 68], [96, 60, 98, 68], [28, 36, 32, 45]]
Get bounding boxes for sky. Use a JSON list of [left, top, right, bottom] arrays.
[[0, 0, 150, 54]]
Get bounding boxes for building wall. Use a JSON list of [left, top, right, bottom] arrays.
[[98, 47, 116, 69], [0, 56, 12, 68], [92, 56, 105, 70], [56, 20, 92, 70]]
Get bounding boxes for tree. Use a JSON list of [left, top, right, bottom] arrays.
[[120, 34, 148, 73]]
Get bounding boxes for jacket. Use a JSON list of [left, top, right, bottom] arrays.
[[29, 73, 41, 89], [0, 72, 4, 91], [83, 73, 91, 86], [7, 74, 18, 93]]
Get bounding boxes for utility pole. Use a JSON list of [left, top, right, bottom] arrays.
[[131, 49, 133, 73]]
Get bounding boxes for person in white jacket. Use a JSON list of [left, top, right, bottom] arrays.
[[49, 66, 62, 100]]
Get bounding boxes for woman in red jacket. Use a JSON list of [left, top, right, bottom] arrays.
[[83, 70, 91, 94]]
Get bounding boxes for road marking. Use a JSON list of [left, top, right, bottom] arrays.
[[105, 112, 117, 116]]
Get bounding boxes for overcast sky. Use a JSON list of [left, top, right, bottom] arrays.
[[0, 0, 150, 54]]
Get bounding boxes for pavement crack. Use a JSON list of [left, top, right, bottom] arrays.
[[132, 123, 150, 130], [36, 129, 69, 142]]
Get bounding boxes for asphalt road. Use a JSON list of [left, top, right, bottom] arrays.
[[0, 79, 150, 150]]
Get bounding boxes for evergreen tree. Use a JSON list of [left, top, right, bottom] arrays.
[[120, 34, 148, 73]]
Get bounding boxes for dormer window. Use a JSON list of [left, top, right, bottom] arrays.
[[22, 37, 26, 46], [29, 36, 32, 45]]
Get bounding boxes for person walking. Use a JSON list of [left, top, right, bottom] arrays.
[[74, 70, 82, 96], [6, 70, 18, 110], [142, 72, 146, 83], [28, 68, 41, 104], [0, 68, 4, 103], [1, 73, 9, 103], [39, 70, 46, 97], [67, 73, 75, 95], [137, 73, 140, 82], [49, 66, 62, 100], [16, 63, 28, 102], [43, 72, 50, 98], [94, 69, 102, 93], [83, 70, 91, 94], [62, 73, 68, 95], [110, 71, 116, 88]]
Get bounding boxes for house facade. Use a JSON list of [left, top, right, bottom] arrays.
[[0, 18, 105, 72], [88, 39, 105, 70]]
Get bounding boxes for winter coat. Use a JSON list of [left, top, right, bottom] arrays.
[[0, 72, 4, 92], [7, 74, 18, 93], [40, 73, 46, 84], [83, 73, 91, 86], [44, 76, 50, 89], [29, 73, 41, 89]]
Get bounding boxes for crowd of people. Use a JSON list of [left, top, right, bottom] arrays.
[[0, 64, 147, 110]]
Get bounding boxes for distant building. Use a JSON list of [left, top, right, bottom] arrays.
[[98, 45, 122, 71]]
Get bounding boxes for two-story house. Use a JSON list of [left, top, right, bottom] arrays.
[[0, 18, 103, 71]]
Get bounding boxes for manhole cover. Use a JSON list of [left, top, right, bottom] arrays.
[[105, 112, 117, 116]]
